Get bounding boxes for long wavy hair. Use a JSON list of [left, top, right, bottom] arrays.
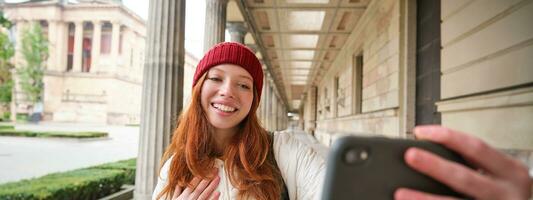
[[156, 73, 282, 200]]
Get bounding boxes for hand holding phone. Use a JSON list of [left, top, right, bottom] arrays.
[[321, 135, 470, 200], [396, 126, 531, 200]]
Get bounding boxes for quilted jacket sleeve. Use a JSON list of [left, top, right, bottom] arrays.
[[272, 130, 328, 200], [152, 156, 173, 200]]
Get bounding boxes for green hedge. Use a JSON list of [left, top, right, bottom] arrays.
[[0, 169, 126, 200], [0, 130, 108, 139], [91, 159, 136, 185], [0, 125, 14, 130], [0, 112, 10, 121], [0, 158, 137, 200], [15, 114, 28, 122]]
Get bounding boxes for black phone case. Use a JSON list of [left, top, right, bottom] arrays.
[[321, 135, 469, 200]]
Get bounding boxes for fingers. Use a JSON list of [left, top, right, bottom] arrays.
[[412, 125, 532, 200], [189, 179, 212, 200], [395, 188, 458, 200], [180, 177, 201, 197], [197, 176, 221, 200], [413, 125, 526, 180], [404, 147, 504, 199], [209, 191, 221, 200], [173, 169, 221, 200], [172, 185, 182, 199]]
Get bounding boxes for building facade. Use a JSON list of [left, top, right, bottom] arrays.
[[2, 0, 199, 125], [297, 0, 533, 167]]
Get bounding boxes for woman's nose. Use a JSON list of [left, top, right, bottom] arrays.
[[218, 81, 235, 98]]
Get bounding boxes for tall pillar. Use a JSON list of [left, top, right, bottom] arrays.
[[226, 21, 246, 44], [55, 21, 68, 72], [269, 88, 278, 130], [203, 0, 228, 52], [134, 0, 186, 199], [246, 44, 258, 54], [308, 86, 317, 133], [262, 73, 267, 126], [256, 68, 263, 122], [14, 20, 28, 68], [11, 20, 28, 122], [111, 21, 121, 69], [72, 21, 83, 72], [264, 77, 270, 130], [91, 21, 102, 72], [278, 101, 281, 130], [47, 20, 58, 71]]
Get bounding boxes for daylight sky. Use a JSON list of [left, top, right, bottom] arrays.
[[122, 0, 206, 58]]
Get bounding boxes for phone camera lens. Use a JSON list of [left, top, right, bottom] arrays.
[[360, 150, 368, 160], [343, 148, 369, 165]]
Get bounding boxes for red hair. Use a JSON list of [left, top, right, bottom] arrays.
[[156, 74, 282, 200]]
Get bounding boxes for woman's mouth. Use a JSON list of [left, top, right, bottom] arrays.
[[211, 103, 238, 113]]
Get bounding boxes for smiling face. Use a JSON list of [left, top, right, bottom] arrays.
[[200, 64, 255, 133]]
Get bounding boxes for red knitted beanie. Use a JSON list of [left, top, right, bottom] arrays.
[[193, 42, 264, 99]]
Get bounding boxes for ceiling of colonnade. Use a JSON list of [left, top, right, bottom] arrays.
[[234, 0, 370, 110]]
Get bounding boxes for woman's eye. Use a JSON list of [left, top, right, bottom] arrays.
[[239, 84, 251, 90], [208, 77, 222, 82]]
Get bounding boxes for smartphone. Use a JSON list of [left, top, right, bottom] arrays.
[[321, 135, 470, 200]]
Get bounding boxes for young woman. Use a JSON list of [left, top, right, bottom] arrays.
[[152, 42, 531, 200]]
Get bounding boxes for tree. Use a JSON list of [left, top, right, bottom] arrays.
[[17, 22, 48, 104], [0, 11, 14, 104]]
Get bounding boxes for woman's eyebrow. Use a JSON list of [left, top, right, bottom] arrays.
[[238, 75, 253, 82], [209, 68, 224, 74]]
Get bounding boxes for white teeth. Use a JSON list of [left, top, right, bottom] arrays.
[[213, 103, 236, 112]]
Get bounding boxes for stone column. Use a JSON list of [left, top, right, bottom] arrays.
[[246, 44, 258, 54], [47, 20, 57, 71], [134, 0, 186, 199], [308, 86, 317, 134], [256, 69, 263, 122], [11, 20, 29, 122], [203, 0, 228, 52], [111, 21, 121, 69], [91, 20, 102, 72], [14, 20, 28, 68], [72, 21, 83, 72], [270, 88, 278, 131], [278, 99, 282, 130], [263, 77, 269, 129], [262, 73, 267, 126], [56, 21, 68, 72], [226, 21, 246, 44]]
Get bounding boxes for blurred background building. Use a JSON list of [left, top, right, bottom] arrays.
[[2, 0, 198, 125]]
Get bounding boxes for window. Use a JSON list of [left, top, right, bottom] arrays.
[[100, 33, 111, 54], [353, 53, 363, 114], [334, 76, 340, 116], [100, 23, 112, 54]]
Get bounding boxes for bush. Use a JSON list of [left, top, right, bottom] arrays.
[[16, 114, 28, 122], [0, 125, 14, 130], [1, 112, 10, 121], [0, 168, 126, 200], [0, 80, 12, 103], [0, 130, 108, 139], [91, 159, 137, 185]]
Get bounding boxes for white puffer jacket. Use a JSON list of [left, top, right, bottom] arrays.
[[152, 130, 327, 200]]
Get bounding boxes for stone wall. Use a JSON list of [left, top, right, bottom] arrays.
[[438, 0, 533, 150], [312, 0, 403, 146], [42, 53, 198, 125], [303, 87, 316, 134]]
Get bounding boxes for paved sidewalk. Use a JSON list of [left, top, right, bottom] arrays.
[[0, 122, 139, 184]]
